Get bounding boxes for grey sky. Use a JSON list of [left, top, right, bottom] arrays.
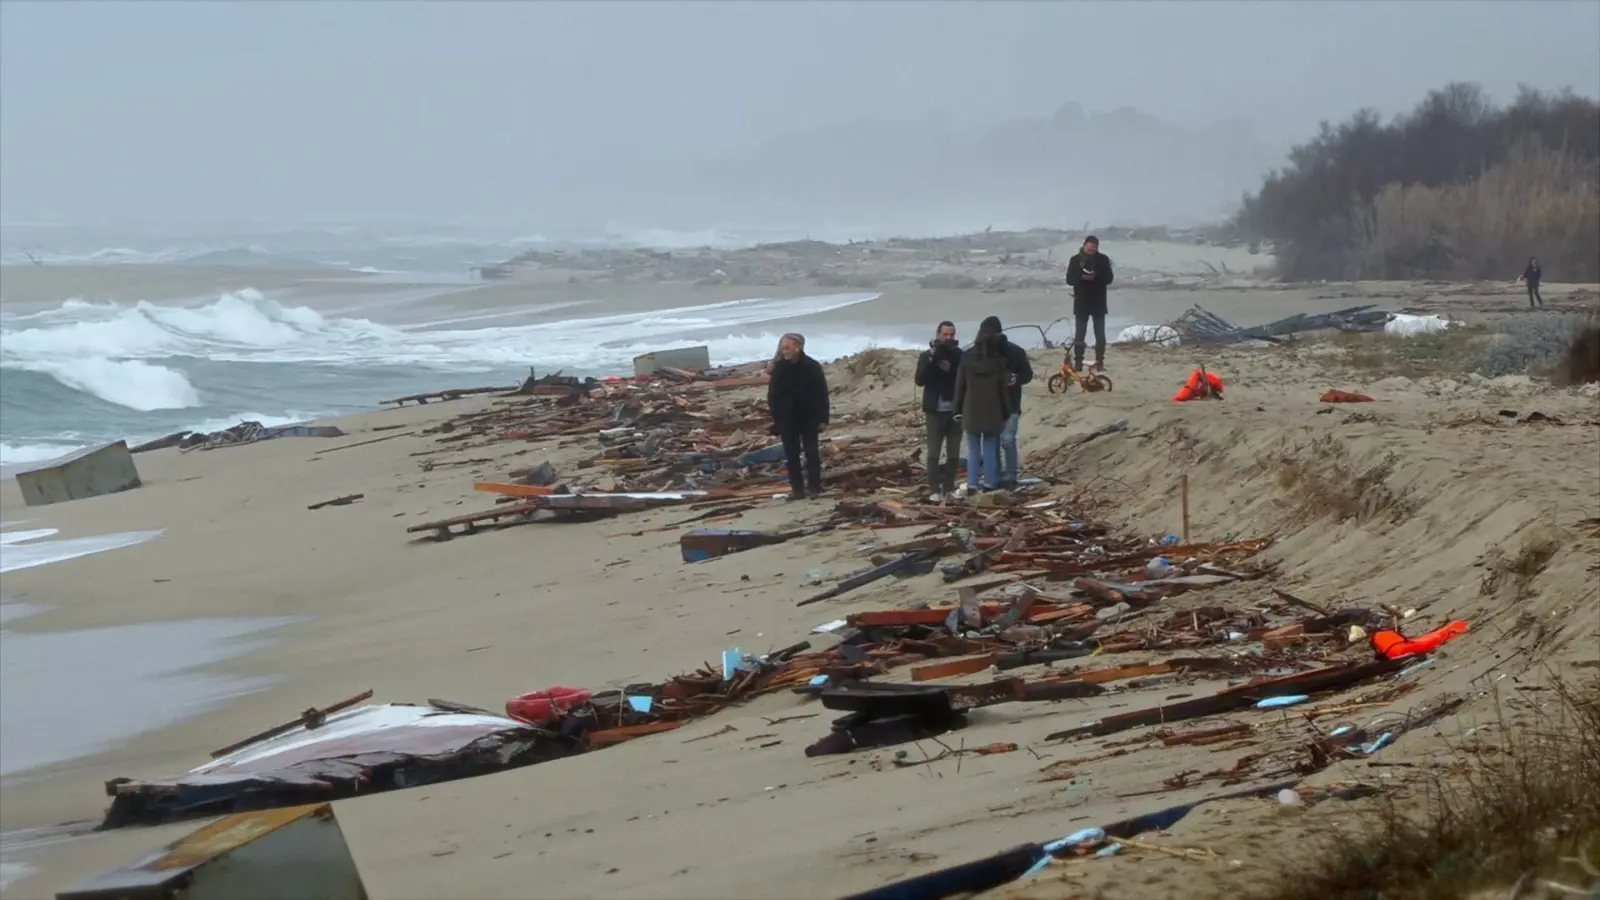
[[2, 0, 1596, 229]]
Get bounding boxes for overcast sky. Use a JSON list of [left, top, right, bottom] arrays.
[[2, 0, 1596, 228]]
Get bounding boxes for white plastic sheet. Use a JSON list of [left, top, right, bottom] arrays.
[[1384, 313, 1451, 336], [1116, 324, 1181, 346]]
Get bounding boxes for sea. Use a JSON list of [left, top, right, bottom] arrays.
[[0, 221, 930, 471]]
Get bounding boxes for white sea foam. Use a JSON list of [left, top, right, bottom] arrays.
[[19, 357, 202, 410], [0, 288, 907, 411], [0, 528, 59, 546], [0, 527, 163, 574], [0, 443, 82, 468]]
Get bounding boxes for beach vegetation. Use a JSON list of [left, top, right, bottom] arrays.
[[1242, 677, 1600, 900], [1232, 83, 1600, 282], [1332, 309, 1598, 381]]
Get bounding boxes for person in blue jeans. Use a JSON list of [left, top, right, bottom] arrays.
[[977, 315, 1034, 489], [952, 322, 1014, 495]]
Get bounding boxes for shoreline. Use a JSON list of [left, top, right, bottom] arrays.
[[0, 278, 1596, 898], [7, 244, 1595, 471]]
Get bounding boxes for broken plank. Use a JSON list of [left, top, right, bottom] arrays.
[[474, 482, 558, 498], [587, 721, 683, 746], [910, 655, 998, 682], [307, 493, 364, 511]]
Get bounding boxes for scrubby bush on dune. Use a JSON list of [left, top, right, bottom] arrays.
[[1469, 312, 1595, 379], [1562, 321, 1600, 385], [1234, 83, 1600, 282]]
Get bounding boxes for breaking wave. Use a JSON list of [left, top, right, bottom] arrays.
[[0, 288, 894, 388], [0, 287, 909, 462]]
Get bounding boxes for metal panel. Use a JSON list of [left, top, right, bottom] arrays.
[[633, 345, 712, 377], [57, 804, 367, 900], [15, 441, 142, 507]]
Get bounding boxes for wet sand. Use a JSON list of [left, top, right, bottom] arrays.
[[1, 271, 1597, 898]]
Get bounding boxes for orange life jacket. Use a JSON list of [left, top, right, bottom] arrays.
[[1173, 369, 1225, 402], [1370, 620, 1469, 660]]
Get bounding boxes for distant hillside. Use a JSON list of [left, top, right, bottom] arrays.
[[633, 104, 1284, 230]]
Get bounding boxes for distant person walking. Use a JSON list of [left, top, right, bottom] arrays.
[[977, 315, 1033, 490], [914, 320, 963, 502], [767, 333, 830, 501], [1065, 235, 1115, 372], [952, 322, 1014, 496], [1521, 257, 1544, 308]]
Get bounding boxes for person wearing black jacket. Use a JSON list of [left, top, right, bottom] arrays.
[[1065, 235, 1115, 372], [914, 320, 962, 501], [767, 332, 830, 500], [977, 315, 1033, 490], [1521, 257, 1544, 308]]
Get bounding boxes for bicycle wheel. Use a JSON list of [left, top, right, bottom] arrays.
[[1087, 373, 1114, 393], [1047, 373, 1068, 394]]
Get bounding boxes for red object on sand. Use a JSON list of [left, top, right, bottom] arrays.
[[506, 686, 592, 725], [1320, 390, 1375, 403], [1173, 370, 1225, 402], [1370, 620, 1469, 660]]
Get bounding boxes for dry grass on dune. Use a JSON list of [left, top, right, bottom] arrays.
[[1334, 310, 1600, 383], [1257, 434, 1416, 528], [1243, 678, 1600, 900]]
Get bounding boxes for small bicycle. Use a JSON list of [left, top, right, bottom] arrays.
[[1046, 357, 1113, 394]]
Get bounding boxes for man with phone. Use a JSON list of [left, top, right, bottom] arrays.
[[1065, 235, 1115, 373], [914, 320, 962, 501]]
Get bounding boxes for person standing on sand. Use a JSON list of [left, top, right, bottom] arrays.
[[1521, 257, 1544, 308], [952, 322, 1013, 497], [1065, 235, 1115, 372], [914, 320, 963, 502], [976, 315, 1033, 490], [767, 333, 829, 501]]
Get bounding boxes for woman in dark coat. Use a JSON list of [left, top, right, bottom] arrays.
[[952, 324, 1013, 494], [767, 333, 830, 500]]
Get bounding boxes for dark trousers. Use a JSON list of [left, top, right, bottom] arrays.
[[780, 427, 822, 494], [1073, 312, 1107, 368], [1527, 283, 1544, 307], [924, 411, 960, 494]]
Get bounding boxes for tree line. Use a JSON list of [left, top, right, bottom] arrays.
[[1233, 83, 1600, 282]]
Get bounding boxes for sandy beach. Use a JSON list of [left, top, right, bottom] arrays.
[[2, 264, 1598, 899]]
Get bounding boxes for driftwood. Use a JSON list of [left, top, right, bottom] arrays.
[[1171, 304, 1390, 345]]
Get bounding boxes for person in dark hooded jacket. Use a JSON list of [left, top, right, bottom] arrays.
[[767, 333, 830, 500], [952, 323, 1013, 495], [977, 315, 1033, 489]]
